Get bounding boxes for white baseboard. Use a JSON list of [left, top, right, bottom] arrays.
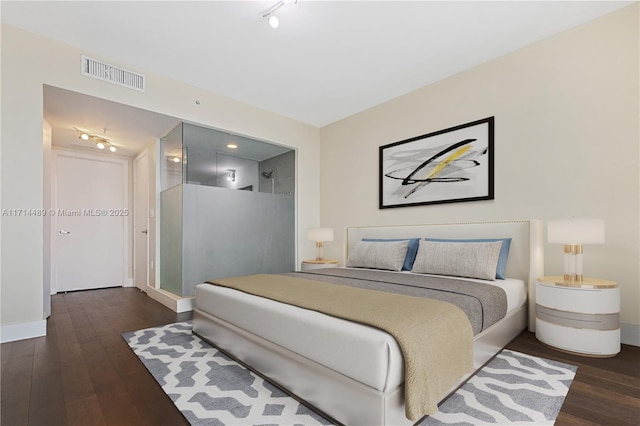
[[621, 322, 640, 347], [1, 320, 47, 343], [146, 286, 194, 313]]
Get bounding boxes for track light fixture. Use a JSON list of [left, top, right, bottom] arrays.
[[261, 0, 298, 28], [75, 127, 117, 153]]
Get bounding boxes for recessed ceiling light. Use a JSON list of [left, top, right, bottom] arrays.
[[227, 144, 238, 149]]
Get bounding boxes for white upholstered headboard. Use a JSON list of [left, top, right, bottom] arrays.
[[345, 220, 544, 331]]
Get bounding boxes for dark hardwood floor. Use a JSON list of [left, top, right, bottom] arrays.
[[1, 287, 639, 426], [1, 288, 192, 426]]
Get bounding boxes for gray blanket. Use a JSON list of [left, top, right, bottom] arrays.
[[287, 268, 507, 335]]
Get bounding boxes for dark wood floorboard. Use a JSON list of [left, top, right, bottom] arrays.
[[504, 331, 640, 426], [1, 288, 191, 426], [2, 287, 639, 425]]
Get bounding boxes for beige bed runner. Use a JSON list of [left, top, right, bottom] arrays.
[[207, 273, 473, 421]]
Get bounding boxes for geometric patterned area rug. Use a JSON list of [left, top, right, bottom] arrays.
[[123, 321, 332, 426], [419, 349, 577, 426], [123, 322, 576, 426]]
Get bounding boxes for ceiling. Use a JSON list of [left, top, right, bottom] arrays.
[[3, 1, 633, 157], [43, 85, 181, 157], [43, 85, 292, 159]]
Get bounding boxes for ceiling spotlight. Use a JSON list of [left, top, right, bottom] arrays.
[[96, 142, 105, 150], [80, 133, 89, 140], [109, 145, 117, 153], [173, 157, 181, 163], [268, 15, 279, 28]]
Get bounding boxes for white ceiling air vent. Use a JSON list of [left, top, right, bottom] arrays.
[[81, 55, 145, 92]]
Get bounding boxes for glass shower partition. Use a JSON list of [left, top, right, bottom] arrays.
[[159, 123, 295, 298]]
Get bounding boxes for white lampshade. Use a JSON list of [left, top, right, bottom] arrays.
[[547, 218, 605, 244], [307, 227, 334, 242]]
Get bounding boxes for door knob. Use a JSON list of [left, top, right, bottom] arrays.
[[58, 230, 71, 235]]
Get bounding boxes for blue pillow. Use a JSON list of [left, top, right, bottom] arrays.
[[362, 238, 420, 271], [424, 238, 512, 279]]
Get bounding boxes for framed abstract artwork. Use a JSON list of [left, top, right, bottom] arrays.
[[379, 117, 494, 209]]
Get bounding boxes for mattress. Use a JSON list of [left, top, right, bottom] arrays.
[[194, 271, 525, 394], [435, 274, 527, 313]]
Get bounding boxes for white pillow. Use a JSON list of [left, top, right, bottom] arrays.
[[411, 240, 502, 280], [346, 240, 409, 272]]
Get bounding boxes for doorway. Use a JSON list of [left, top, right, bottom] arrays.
[[52, 150, 129, 292]]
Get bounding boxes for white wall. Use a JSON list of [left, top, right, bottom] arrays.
[[42, 119, 52, 317], [320, 5, 639, 342], [0, 24, 321, 342], [147, 141, 158, 289], [1, 26, 47, 342]]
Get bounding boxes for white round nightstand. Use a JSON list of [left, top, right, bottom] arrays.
[[301, 259, 340, 271], [535, 276, 620, 357]]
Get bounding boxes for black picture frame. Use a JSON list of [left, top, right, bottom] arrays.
[[379, 117, 494, 209]]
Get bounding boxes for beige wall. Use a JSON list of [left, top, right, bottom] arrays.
[[0, 25, 321, 339], [320, 5, 639, 339]]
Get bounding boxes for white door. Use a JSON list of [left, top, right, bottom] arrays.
[[133, 152, 149, 291], [53, 151, 128, 292]]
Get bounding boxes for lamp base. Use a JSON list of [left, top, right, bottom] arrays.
[[563, 244, 584, 282], [563, 273, 584, 282], [315, 241, 324, 262]]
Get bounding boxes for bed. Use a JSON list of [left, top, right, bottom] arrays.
[[193, 220, 544, 425]]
